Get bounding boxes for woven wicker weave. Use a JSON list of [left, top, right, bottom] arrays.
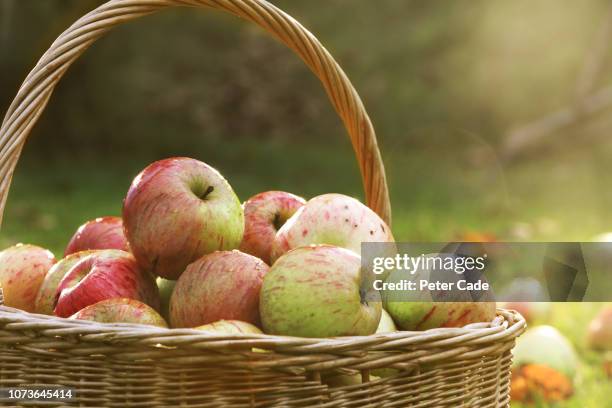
[[0, 1, 526, 406]]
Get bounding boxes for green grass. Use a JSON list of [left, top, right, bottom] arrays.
[[1, 139, 611, 407], [5, 137, 612, 255]]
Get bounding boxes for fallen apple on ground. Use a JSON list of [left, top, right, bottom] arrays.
[[69, 298, 167, 327], [64, 216, 129, 256], [170, 250, 268, 328], [260, 245, 381, 338], [270, 193, 394, 263], [0, 244, 55, 312], [510, 325, 578, 403], [35, 250, 96, 315], [54, 249, 160, 317], [239, 191, 305, 264], [123, 157, 244, 280], [587, 305, 612, 351]]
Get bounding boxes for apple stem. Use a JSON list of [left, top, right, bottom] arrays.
[[272, 213, 283, 231], [359, 288, 369, 306], [199, 186, 214, 200]]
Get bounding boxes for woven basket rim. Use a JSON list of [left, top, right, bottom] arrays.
[[0, 306, 525, 350]]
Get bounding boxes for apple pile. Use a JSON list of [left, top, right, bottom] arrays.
[[0, 157, 495, 338]]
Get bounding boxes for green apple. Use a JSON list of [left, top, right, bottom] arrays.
[[260, 245, 381, 338], [383, 255, 496, 330], [513, 325, 578, 380]]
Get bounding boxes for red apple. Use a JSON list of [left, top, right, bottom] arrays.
[[239, 191, 305, 264], [69, 298, 167, 327], [0, 244, 55, 312], [35, 250, 96, 315], [587, 305, 612, 351], [123, 157, 244, 279], [271, 193, 394, 263], [64, 216, 129, 256], [54, 250, 160, 317], [169, 250, 268, 328]]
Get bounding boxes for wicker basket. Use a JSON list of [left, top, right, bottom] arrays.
[[0, 1, 526, 406]]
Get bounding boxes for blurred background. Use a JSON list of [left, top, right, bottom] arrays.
[[1, 1, 611, 406]]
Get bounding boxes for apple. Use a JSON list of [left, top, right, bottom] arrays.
[[35, 250, 96, 315], [376, 309, 397, 333], [260, 245, 381, 338], [386, 302, 496, 331], [170, 250, 268, 328], [513, 326, 578, 380], [587, 305, 612, 351], [64, 216, 129, 256], [322, 372, 380, 387], [123, 157, 244, 279], [54, 249, 160, 317], [511, 326, 578, 403], [270, 193, 394, 263], [196, 320, 265, 356], [239, 191, 305, 264], [0, 244, 55, 312], [383, 255, 496, 330], [69, 298, 167, 327], [156, 277, 176, 321], [195, 320, 262, 334]]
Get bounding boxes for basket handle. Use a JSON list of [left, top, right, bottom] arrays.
[[0, 0, 391, 226]]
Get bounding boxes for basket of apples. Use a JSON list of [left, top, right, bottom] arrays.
[[0, 0, 525, 406]]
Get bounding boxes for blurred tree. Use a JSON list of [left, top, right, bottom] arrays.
[[1, 0, 611, 161]]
